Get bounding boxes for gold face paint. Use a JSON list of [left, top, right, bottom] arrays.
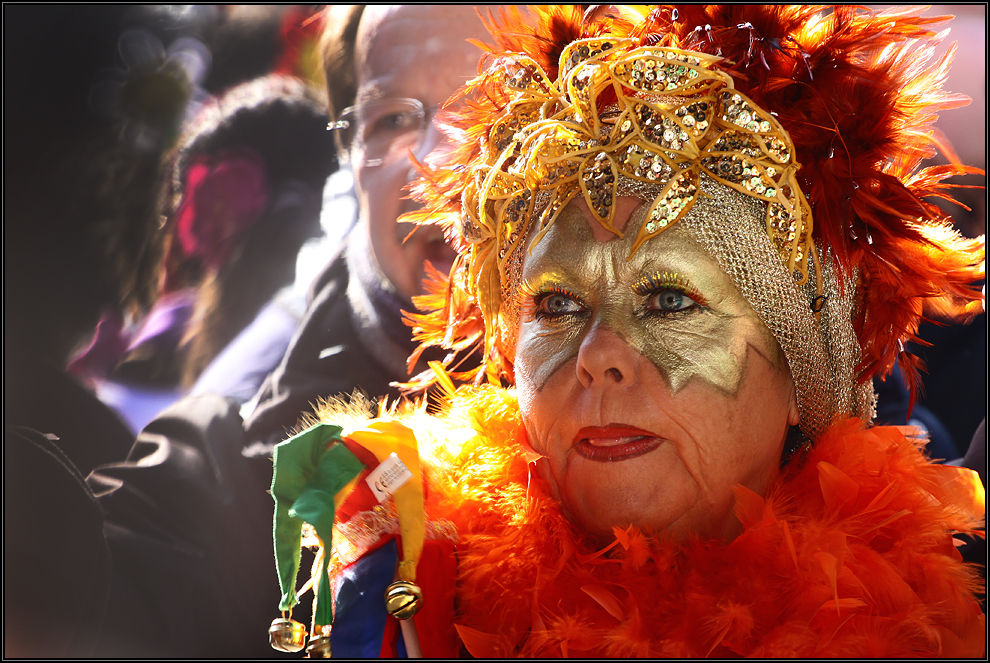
[[515, 202, 783, 394]]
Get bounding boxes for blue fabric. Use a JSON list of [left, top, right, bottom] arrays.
[[191, 299, 299, 403], [331, 540, 398, 658], [93, 379, 186, 435]]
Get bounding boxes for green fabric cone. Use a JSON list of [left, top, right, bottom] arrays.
[[291, 445, 366, 625], [271, 423, 365, 614]]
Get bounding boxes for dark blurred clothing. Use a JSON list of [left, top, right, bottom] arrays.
[[5, 354, 135, 476], [873, 368, 958, 462], [243, 239, 411, 455], [81, 234, 432, 655], [4, 427, 112, 658], [959, 418, 986, 612], [87, 393, 297, 657], [963, 418, 986, 488], [190, 297, 300, 404], [911, 313, 987, 457], [4, 353, 132, 657]]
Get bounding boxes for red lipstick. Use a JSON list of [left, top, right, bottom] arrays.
[[573, 425, 664, 462]]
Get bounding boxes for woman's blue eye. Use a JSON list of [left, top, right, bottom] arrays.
[[648, 288, 698, 313], [537, 293, 584, 318]]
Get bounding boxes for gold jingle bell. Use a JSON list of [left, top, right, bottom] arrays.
[[269, 616, 307, 652], [306, 634, 333, 658], [384, 580, 423, 620]]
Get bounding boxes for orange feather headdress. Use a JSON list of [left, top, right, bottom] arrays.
[[401, 5, 984, 430]]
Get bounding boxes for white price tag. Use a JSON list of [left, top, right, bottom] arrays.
[[365, 452, 413, 503]]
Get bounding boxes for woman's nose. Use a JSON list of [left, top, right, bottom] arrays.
[[575, 324, 640, 389]]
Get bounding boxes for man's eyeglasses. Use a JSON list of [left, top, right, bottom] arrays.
[[329, 98, 437, 168]]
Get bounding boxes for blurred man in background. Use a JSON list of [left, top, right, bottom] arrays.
[[241, 5, 486, 449]]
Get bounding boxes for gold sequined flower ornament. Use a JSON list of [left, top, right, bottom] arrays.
[[448, 38, 812, 375]]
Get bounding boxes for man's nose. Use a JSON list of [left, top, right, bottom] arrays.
[[403, 120, 447, 185], [414, 120, 448, 165]]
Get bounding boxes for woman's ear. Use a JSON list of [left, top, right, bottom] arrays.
[[787, 380, 800, 427]]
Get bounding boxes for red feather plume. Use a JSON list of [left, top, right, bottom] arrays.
[[403, 5, 985, 409]]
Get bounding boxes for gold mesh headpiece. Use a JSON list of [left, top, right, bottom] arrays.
[[456, 41, 815, 362]]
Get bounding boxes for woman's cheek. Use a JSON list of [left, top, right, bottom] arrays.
[[519, 405, 545, 457], [520, 392, 557, 459], [534, 456, 562, 502], [515, 322, 583, 393]]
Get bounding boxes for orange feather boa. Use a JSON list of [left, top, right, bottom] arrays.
[[398, 385, 985, 658]]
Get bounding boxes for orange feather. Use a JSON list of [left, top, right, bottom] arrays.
[[363, 385, 990, 657]]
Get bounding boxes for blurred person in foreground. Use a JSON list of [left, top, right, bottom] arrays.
[[68, 74, 336, 433], [85, 5, 493, 657], [241, 4, 490, 449], [4, 6, 147, 657]]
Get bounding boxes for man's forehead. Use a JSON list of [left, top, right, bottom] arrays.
[[353, 81, 385, 107], [354, 5, 484, 103], [357, 5, 479, 61]]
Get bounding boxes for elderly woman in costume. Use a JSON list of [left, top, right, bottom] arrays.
[[268, 6, 985, 658]]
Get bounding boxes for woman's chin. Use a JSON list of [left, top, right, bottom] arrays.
[[557, 464, 739, 543], [559, 470, 678, 537]]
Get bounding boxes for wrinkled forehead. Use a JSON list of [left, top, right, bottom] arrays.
[[565, 196, 645, 244], [524, 191, 760, 270], [526, 201, 657, 263], [521, 196, 751, 303]]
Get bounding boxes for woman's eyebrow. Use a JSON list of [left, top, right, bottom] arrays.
[[518, 273, 570, 295], [632, 271, 687, 295]]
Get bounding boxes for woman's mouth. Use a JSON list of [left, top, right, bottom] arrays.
[[573, 425, 664, 462]]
